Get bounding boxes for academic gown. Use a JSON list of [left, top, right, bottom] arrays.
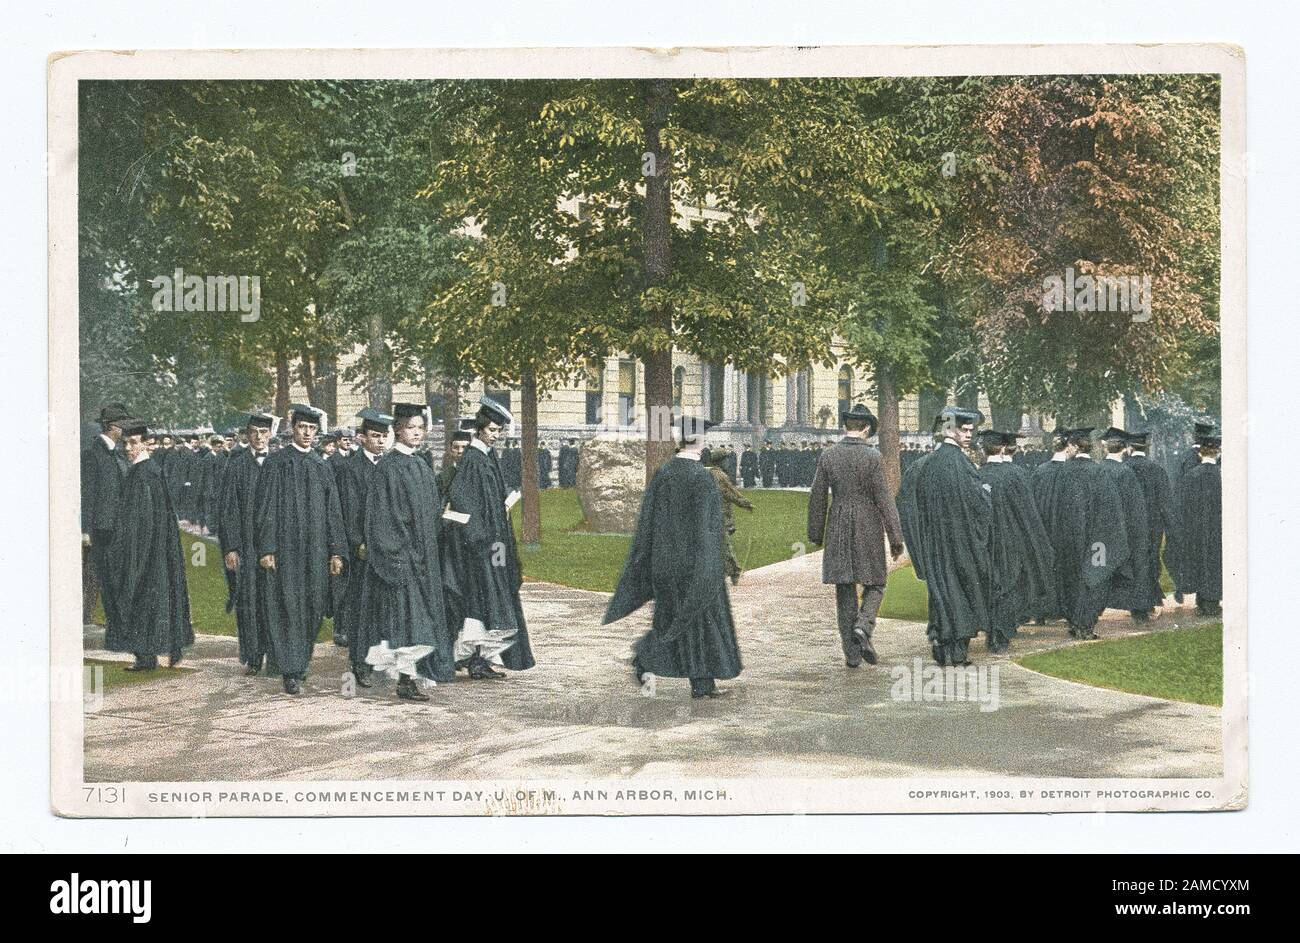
[[217, 448, 266, 667], [333, 448, 381, 667], [558, 446, 578, 488], [979, 461, 1056, 649], [603, 457, 743, 682], [1030, 459, 1070, 619], [105, 458, 193, 657], [896, 442, 992, 664], [1096, 458, 1150, 612], [1172, 462, 1222, 602], [1049, 457, 1130, 631], [253, 446, 348, 678], [1125, 454, 1177, 611], [359, 449, 457, 681], [740, 450, 758, 488], [443, 444, 535, 671]]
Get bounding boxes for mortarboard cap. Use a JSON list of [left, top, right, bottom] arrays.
[[392, 403, 432, 427], [288, 403, 327, 431], [477, 396, 513, 427], [356, 408, 395, 434], [1096, 426, 1129, 443], [932, 406, 984, 434], [1126, 431, 1150, 449], [120, 418, 149, 438], [977, 429, 1019, 447], [97, 403, 131, 425]]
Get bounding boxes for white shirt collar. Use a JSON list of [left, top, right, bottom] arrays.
[[941, 437, 960, 448], [100, 434, 117, 451], [1051, 452, 1068, 462], [676, 451, 702, 462], [131, 450, 150, 465], [290, 442, 311, 454], [365, 449, 382, 464], [1130, 451, 1146, 457], [393, 442, 414, 456], [1201, 456, 1218, 464], [1105, 453, 1124, 462], [470, 438, 490, 455]]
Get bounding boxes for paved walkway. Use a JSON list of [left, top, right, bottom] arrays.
[[83, 551, 1221, 782]]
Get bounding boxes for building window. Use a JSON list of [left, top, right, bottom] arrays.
[[618, 359, 637, 426], [837, 366, 854, 417], [585, 362, 603, 425], [673, 366, 685, 412]]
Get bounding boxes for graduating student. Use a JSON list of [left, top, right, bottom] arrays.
[[106, 419, 193, 670], [1047, 427, 1130, 639], [1095, 428, 1150, 619], [219, 413, 277, 675], [705, 447, 754, 587], [1030, 430, 1074, 622], [359, 404, 456, 699], [537, 441, 553, 490], [443, 397, 535, 679], [334, 408, 390, 679], [897, 408, 992, 666], [437, 420, 473, 496], [1171, 432, 1222, 616], [558, 439, 579, 488], [1124, 430, 1177, 620], [81, 403, 130, 627], [977, 430, 1055, 651], [740, 444, 758, 488], [254, 404, 347, 694], [604, 416, 743, 698], [759, 442, 776, 488], [807, 404, 904, 666], [202, 434, 228, 536]]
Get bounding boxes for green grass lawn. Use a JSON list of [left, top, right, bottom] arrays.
[[85, 657, 195, 690], [1015, 622, 1222, 706]]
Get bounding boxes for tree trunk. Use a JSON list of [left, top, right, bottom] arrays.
[[441, 371, 460, 469], [274, 349, 290, 418], [519, 366, 542, 546], [299, 347, 317, 406], [877, 363, 902, 495], [641, 78, 677, 482], [367, 312, 391, 410], [318, 353, 339, 424]]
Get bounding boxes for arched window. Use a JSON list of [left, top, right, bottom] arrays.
[[837, 366, 854, 417], [673, 366, 685, 411]]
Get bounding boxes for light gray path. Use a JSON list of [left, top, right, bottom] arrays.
[[83, 551, 1221, 782]]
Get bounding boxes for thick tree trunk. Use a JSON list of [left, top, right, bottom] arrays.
[[519, 366, 542, 546], [641, 78, 677, 481], [876, 363, 902, 496], [441, 371, 460, 469], [367, 312, 391, 410], [298, 347, 317, 406], [317, 353, 339, 423], [274, 349, 290, 418]]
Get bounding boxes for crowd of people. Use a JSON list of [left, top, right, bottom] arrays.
[[80, 394, 1222, 701]]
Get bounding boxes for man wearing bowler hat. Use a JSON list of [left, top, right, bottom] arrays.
[[807, 403, 904, 667]]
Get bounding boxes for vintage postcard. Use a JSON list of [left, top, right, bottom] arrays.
[[49, 43, 1246, 816]]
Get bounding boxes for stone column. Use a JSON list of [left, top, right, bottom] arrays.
[[785, 372, 797, 426], [699, 362, 711, 419], [722, 364, 738, 423], [737, 370, 749, 425]]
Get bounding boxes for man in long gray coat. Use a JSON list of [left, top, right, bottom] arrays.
[[807, 404, 904, 666]]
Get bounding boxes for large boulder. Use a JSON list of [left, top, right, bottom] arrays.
[[576, 434, 647, 534]]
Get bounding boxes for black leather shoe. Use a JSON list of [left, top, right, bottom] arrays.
[[858, 635, 878, 666], [351, 665, 373, 688], [632, 658, 647, 685], [283, 676, 300, 694], [396, 677, 429, 701], [692, 687, 731, 699], [333, 633, 349, 648], [168, 651, 184, 668], [469, 663, 506, 680]]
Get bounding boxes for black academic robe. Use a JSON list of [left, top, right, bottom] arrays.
[[537, 447, 553, 489], [105, 458, 193, 657], [333, 448, 382, 666], [81, 436, 127, 626], [1097, 458, 1150, 612], [1030, 459, 1069, 619], [897, 442, 992, 663], [558, 446, 578, 488], [443, 444, 535, 671], [501, 447, 522, 491], [1172, 462, 1222, 602], [604, 457, 742, 681], [202, 450, 227, 534], [740, 450, 757, 487], [217, 448, 266, 667], [360, 448, 456, 681], [979, 461, 1056, 648], [759, 448, 775, 487], [164, 448, 187, 516], [253, 446, 348, 677], [1126, 454, 1177, 611], [1049, 457, 1130, 631]]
